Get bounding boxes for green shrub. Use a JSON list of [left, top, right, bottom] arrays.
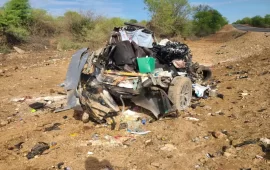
[[251, 15, 265, 27], [57, 37, 82, 50], [83, 17, 126, 48], [193, 8, 228, 37], [0, 43, 11, 53], [5, 25, 29, 41], [29, 9, 58, 37], [264, 14, 270, 27], [0, 0, 31, 43], [63, 11, 94, 40], [144, 0, 191, 37], [241, 17, 251, 25], [234, 14, 270, 28]]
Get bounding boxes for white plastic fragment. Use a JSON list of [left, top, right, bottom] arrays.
[[159, 39, 170, 46], [192, 84, 210, 97], [185, 117, 200, 121], [87, 151, 94, 155], [260, 138, 270, 145], [129, 131, 151, 135]]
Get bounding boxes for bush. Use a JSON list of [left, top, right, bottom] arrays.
[[0, 43, 11, 53], [63, 11, 94, 40], [0, 0, 31, 43], [144, 0, 191, 37], [57, 37, 82, 50], [251, 15, 265, 27], [5, 25, 29, 42], [29, 9, 58, 37], [84, 17, 126, 48], [264, 14, 270, 27], [234, 14, 270, 28], [193, 8, 228, 37]]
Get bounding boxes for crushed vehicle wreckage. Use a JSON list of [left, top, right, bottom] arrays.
[[57, 23, 212, 123]]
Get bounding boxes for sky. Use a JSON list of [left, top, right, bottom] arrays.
[[0, 0, 269, 23]]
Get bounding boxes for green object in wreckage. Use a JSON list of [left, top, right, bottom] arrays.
[[137, 57, 156, 73], [31, 109, 37, 113]]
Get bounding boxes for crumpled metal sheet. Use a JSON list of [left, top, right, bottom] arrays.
[[63, 48, 89, 90], [132, 94, 161, 118], [58, 48, 90, 111]]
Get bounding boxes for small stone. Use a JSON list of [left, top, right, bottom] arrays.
[[223, 152, 232, 157], [57, 162, 64, 169], [82, 112, 89, 123], [226, 65, 233, 69], [212, 131, 227, 139], [255, 155, 264, 159], [145, 139, 153, 146], [7, 117, 15, 123], [151, 162, 160, 168], [14, 66, 19, 70], [192, 137, 200, 143], [215, 110, 225, 115], [160, 144, 177, 151], [13, 46, 25, 54], [204, 105, 212, 111], [49, 89, 55, 93], [198, 158, 207, 163], [0, 120, 9, 127], [199, 103, 205, 107], [167, 155, 173, 158], [156, 135, 167, 141], [195, 165, 200, 169]]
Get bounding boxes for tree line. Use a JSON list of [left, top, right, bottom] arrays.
[[0, 0, 228, 52], [233, 15, 270, 28]]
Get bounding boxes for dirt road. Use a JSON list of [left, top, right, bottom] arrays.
[[0, 25, 269, 170]]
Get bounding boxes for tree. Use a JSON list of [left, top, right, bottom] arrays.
[[193, 6, 228, 36], [29, 9, 57, 36], [129, 19, 138, 24], [63, 11, 94, 39], [264, 14, 270, 27], [139, 20, 148, 26], [241, 17, 251, 25], [251, 15, 265, 27], [193, 4, 213, 13], [144, 0, 191, 36], [0, 0, 31, 42], [2, 0, 31, 26]]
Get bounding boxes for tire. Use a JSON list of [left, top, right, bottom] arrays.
[[168, 77, 192, 111], [196, 65, 212, 82]]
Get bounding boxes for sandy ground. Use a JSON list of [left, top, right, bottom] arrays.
[[0, 25, 269, 170]]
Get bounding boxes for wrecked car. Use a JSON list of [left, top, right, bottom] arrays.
[[59, 23, 212, 123]]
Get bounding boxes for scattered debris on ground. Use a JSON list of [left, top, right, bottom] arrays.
[[0, 25, 269, 169]]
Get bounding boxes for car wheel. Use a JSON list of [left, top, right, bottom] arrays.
[[168, 76, 192, 110]]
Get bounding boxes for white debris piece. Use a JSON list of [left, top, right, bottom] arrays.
[[185, 117, 200, 121], [260, 138, 270, 145], [159, 39, 170, 46], [13, 46, 25, 54], [87, 151, 94, 155], [192, 84, 210, 97], [160, 144, 177, 151]]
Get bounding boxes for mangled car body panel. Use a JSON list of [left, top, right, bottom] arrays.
[[59, 23, 212, 123]]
